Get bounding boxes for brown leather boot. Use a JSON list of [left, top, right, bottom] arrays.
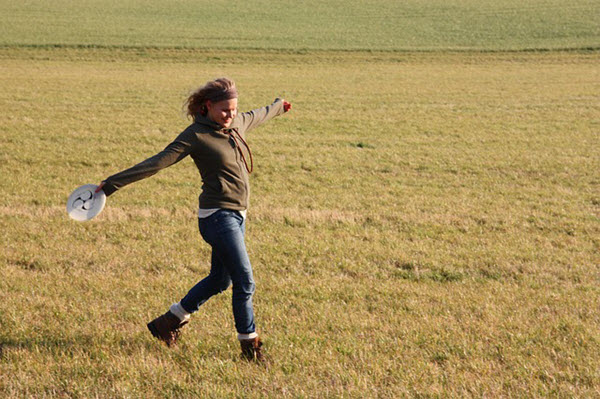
[[240, 337, 267, 363], [147, 311, 188, 347]]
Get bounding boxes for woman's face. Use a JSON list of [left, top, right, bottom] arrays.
[[206, 98, 238, 128]]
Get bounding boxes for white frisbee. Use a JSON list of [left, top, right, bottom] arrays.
[[67, 184, 106, 221]]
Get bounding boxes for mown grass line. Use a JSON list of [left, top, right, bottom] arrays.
[[1, 44, 599, 69], [2, 42, 600, 54]]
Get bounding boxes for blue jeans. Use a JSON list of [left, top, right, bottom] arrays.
[[179, 210, 256, 335]]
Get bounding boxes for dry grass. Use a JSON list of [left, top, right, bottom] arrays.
[[1, 47, 599, 397]]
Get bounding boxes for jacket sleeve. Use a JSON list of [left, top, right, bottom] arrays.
[[102, 130, 196, 196], [237, 98, 285, 134]]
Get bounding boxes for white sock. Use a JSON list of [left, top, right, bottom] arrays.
[[169, 302, 191, 322], [237, 332, 258, 341]]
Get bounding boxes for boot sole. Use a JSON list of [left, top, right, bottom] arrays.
[[147, 321, 178, 347]]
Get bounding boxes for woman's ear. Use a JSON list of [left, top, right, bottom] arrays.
[[205, 100, 212, 112]]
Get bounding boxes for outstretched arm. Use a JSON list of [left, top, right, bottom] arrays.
[[237, 98, 291, 134], [97, 131, 196, 196]]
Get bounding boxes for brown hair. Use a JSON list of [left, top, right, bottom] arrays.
[[184, 77, 237, 119]]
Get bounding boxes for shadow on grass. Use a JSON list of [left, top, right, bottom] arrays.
[[390, 260, 523, 283], [392, 261, 465, 282]]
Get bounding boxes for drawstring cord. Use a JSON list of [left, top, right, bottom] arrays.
[[228, 128, 253, 174]]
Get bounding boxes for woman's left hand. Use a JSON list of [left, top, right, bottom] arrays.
[[95, 181, 105, 193]]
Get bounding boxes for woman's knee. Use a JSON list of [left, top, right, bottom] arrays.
[[233, 279, 255, 298]]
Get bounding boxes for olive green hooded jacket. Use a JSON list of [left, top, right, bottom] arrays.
[[102, 98, 285, 211]]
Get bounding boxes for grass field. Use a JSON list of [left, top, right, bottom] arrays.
[[1, 0, 599, 51], [1, 1, 600, 398], [1, 46, 598, 398]]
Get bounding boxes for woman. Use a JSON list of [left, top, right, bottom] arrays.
[[96, 77, 291, 362]]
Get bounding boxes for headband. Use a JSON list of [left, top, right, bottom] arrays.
[[207, 87, 238, 103]]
